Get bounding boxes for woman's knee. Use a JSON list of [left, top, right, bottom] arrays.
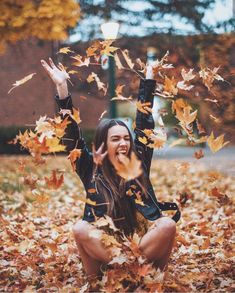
[[154, 217, 176, 236], [72, 220, 91, 242]]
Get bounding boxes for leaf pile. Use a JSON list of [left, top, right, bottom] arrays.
[[0, 155, 234, 292]]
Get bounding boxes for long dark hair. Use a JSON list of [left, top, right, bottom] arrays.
[[93, 119, 146, 236]]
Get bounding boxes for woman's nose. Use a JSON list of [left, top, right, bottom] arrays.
[[119, 139, 127, 146]]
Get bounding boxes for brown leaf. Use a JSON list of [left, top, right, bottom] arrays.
[[194, 149, 204, 159]]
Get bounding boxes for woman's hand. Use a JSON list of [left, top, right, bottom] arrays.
[[41, 58, 69, 99], [145, 64, 154, 80], [92, 142, 108, 166]]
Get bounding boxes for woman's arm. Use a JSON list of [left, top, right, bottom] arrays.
[[134, 65, 156, 176], [41, 59, 93, 186]]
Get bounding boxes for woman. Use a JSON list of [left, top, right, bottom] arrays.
[[41, 58, 180, 277]]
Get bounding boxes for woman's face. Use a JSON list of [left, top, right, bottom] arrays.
[[107, 125, 131, 165]]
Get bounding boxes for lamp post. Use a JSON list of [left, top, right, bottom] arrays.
[[101, 22, 119, 118]]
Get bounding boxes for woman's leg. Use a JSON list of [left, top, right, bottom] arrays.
[[138, 217, 176, 271], [73, 220, 112, 276]]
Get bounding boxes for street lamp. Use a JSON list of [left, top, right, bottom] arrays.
[[101, 22, 120, 118]]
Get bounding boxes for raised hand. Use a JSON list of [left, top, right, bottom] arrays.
[[41, 58, 69, 86], [41, 58, 69, 99], [92, 142, 108, 166]]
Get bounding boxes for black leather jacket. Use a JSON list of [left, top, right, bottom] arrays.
[[55, 79, 181, 224]]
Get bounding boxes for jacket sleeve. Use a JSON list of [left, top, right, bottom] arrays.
[[55, 95, 93, 186], [134, 79, 156, 176]]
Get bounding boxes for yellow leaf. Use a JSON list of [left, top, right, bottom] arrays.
[[46, 137, 66, 153], [8, 73, 36, 94], [207, 132, 229, 153], [57, 46, 74, 54]]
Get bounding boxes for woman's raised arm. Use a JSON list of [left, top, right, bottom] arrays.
[[41, 58, 93, 186], [134, 64, 156, 176], [41, 58, 69, 99]]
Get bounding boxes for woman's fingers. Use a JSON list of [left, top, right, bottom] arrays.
[[41, 59, 52, 75], [49, 57, 56, 68], [92, 142, 107, 165]]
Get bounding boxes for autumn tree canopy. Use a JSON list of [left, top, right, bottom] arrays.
[[0, 0, 80, 53], [74, 0, 234, 40]]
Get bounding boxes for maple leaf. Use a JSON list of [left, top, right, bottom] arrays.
[[207, 132, 229, 153], [181, 68, 195, 81], [209, 187, 230, 205], [57, 47, 74, 54], [172, 98, 191, 113], [23, 175, 38, 190], [176, 106, 198, 125], [151, 51, 174, 76], [87, 72, 107, 95], [50, 116, 71, 138], [177, 80, 194, 91], [114, 53, 124, 69], [86, 40, 103, 57], [46, 137, 66, 153], [71, 54, 90, 67], [163, 76, 178, 96], [70, 107, 81, 124], [101, 40, 118, 56], [136, 101, 152, 114], [35, 116, 53, 133], [199, 67, 224, 91], [194, 149, 204, 159], [67, 148, 82, 171], [44, 170, 64, 189], [139, 128, 167, 149], [8, 73, 36, 94], [112, 152, 142, 181], [121, 49, 134, 69], [111, 84, 133, 101]]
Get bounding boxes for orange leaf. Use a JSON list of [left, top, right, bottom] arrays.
[[67, 149, 82, 171], [194, 149, 204, 159], [163, 76, 178, 96], [70, 107, 81, 124], [136, 101, 152, 114], [112, 152, 142, 181], [44, 170, 64, 189]]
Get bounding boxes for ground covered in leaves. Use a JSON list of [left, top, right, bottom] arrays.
[[0, 155, 234, 292]]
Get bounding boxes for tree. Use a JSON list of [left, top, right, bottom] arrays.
[[74, 0, 234, 40], [0, 0, 80, 53]]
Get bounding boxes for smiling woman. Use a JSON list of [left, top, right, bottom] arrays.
[[41, 58, 181, 278]]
